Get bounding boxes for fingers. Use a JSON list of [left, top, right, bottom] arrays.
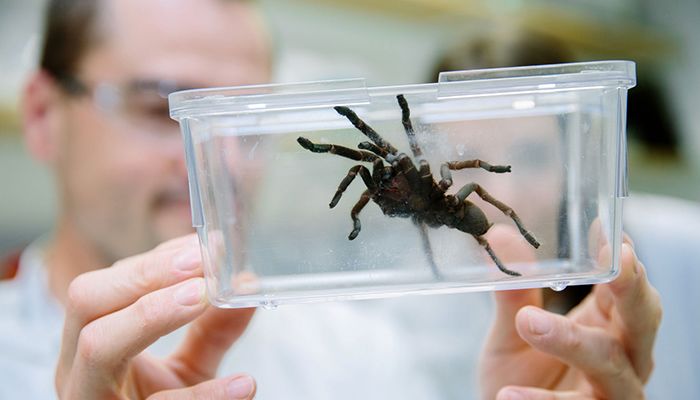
[[515, 306, 644, 399], [484, 224, 542, 351], [63, 278, 208, 398], [606, 243, 662, 382], [59, 235, 203, 377], [485, 224, 539, 266], [569, 232, 643, 329], [497, 386, 594, 400], [622, 232, 635, 248], [169, 307, 256, 382], [148, 374, 256, 400], [69, 234, 202, 322], [490, 289, 543, 353]]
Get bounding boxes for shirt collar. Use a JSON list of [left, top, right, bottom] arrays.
[[15, 239, 64, 330]]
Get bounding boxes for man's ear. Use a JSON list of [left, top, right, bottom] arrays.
[[22, 70, 64, 164]]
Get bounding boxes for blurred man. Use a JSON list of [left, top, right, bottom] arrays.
[[5, 0, 268, 398], [1, 0, 661, 398]]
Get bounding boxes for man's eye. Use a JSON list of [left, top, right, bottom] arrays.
[[145, 105, 170, 118], [129, 102, 170, 121]]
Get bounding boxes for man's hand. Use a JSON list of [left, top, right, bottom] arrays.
[[479, 225, 662, 399], [55, 235, 257, 399]]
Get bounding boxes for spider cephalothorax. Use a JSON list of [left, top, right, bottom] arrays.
[[297, 94, 540, 277]]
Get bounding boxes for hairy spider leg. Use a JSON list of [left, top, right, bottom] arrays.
[[349, 190, 371, 240], [395, 155, 436, 205], [439, 159, 511, 191], [297, 137, 380, 162], [395, 154, 443, 279], [396, 95, 439, 197], [447, 160, 511, 173], [368, 158, 386, 182], [474, 235, 521, 277], [357, 141, 393, 161], [417, 160, 437, 197], [334, 106, 399, 155], [416, 221, 443, 280], [396, 95, 447, 280], [396, 94, 423, 158], [396, 154, 422, 188], [454, 183, 541, 249], [439, 163, 454, 192], [330, 165, 376, 208]]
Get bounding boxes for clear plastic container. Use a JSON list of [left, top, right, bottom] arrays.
[[169, 61, 636, 308]]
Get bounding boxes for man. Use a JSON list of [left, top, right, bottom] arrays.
[[6, 0, 268, 398], [1, 0, 661, 398]]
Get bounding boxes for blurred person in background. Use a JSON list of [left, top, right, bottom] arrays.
[[0, 0, 662, 399]]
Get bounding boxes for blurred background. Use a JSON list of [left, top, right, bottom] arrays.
[[1, 0, 699, 255]]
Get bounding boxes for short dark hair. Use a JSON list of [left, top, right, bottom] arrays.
[[39, 0, 103, 80]]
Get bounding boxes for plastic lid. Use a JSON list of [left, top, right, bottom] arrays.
[[169, 61, 636, 119]]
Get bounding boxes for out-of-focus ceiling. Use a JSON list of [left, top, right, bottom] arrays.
[[0, 0, 675, 136], [301, 0, 672, 58]]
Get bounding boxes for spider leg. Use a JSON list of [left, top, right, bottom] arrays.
[[396, 155, 442, 210], [418, 160, 436, 196], [395, 154, 429, 202], [438, 163, 453, 191], [456, 183, 540, 249], [348, 190, 371, 240], [474, 235, 521, 276], [396, 94, 423, 158], [447, 160, 511, 173], [416, 221, 442, 280], [416, 160, 445, 203], [371, 158, 388, 181], [358, 141, 386, 156], [397, 154, 421, 183], [330, 165, 376, 208], [439, 158, 511, 192], [297, 137, 379, 162], [334, 106, 399, 155], [358, 141, 396, 163]]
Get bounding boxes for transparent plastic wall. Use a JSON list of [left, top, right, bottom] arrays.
[[171, 61, 635, 308]]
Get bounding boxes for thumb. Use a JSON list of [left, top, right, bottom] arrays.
[[170, 306, 256, 382], [484, 224, 542, 352], [148, 374, 256, 400]]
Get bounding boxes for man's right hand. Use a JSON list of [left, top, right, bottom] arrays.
[[55, 234, 257, 399], [479, 226, 661, 400]]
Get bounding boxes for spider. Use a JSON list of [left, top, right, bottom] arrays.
[[297, 94, 540, 277]]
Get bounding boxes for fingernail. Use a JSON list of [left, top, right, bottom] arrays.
[[174, 278, 205, 306], [632, 253, 643, 277], [173, 246, 201, 272], [526, 307, 552, 335], [498, 388, 525, 400], [622, 243, 639, 275], [227, 375, 254, 399]]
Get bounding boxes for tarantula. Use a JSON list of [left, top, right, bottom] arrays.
[[297, 94, 540, 277]]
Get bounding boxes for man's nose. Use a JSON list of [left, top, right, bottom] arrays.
[[162, 134, 188, 177]]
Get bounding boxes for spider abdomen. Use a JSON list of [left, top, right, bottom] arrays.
[[453, 201, 490, 236], [408, 200, 489, 235]]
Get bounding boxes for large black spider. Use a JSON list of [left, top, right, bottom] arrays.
[[297, 94, 540, 277]]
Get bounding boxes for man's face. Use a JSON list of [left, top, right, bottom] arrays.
[[55, 0, 271, 262]]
